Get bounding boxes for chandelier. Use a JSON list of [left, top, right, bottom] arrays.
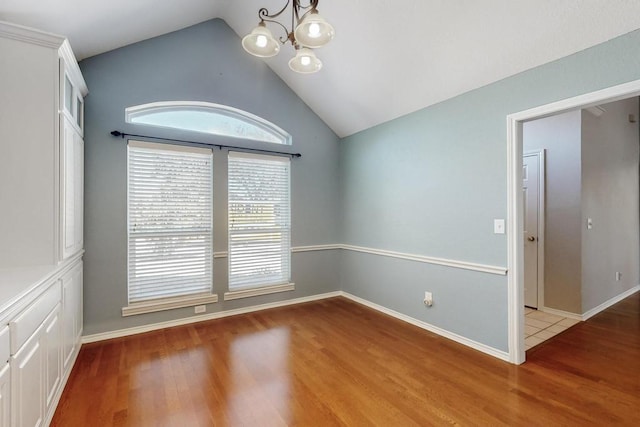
[[241, 0, 335, 74]]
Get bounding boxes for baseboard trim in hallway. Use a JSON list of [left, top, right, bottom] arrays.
[[581, 285, 640, 320]]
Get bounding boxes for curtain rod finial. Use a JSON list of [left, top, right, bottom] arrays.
[[111, 130, 124, 138]]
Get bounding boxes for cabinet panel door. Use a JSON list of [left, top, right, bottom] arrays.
[[62, 267, 78, 371], [74, 263, 83, 341], [12, 334, 44, 427], [0, 363, 10, 427], [61, 117, 76, 259], [43, 308, 62, 413], [61, 117, 84, 260], [73, 132, 84, 250]]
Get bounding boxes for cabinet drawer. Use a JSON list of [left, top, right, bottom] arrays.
[[0, 327, 8, 364], [10, 282, 61, 354]]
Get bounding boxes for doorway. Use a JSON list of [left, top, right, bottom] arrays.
[[506, 79, 640, 364]]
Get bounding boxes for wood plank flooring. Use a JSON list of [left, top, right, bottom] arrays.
[[52, 293, 640, 426]]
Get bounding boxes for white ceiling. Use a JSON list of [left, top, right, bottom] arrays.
[[3, 1, 640, 137]]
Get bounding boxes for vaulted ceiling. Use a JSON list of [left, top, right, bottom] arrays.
[[4, 1, 640, 137]]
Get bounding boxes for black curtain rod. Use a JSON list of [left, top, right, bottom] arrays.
[[110, 131, 302, 158]]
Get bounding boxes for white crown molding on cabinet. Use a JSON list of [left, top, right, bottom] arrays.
[[0, 20, 64, 49], [59, 40, 88, 96]]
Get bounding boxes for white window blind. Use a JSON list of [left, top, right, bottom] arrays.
[[228, 152, 291, 290], [127, 140, 213, 304]]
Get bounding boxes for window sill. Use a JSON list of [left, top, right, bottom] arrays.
[[223, 283, 295, 301], [122, 293, 219, 317]]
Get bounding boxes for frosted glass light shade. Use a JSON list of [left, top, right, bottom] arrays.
[[288, 48, 322, 73], [242, 24, 280, 57], [294, 11, 334, 48]]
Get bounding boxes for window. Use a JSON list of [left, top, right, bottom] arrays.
[[227, 152, 292, 296], [125, 101, 292, 145], [125, 141, 216, 315]]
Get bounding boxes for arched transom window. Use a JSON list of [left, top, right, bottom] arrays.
[[125, 101, 292, 145]]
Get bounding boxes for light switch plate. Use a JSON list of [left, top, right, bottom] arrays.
[[494, 219, 505, 234]]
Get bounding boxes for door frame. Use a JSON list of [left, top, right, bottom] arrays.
[[506, 78, 640, 364], [523, 149, 546, 310]]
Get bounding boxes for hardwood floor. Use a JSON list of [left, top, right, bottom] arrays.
[[52, 293, 640, 426]]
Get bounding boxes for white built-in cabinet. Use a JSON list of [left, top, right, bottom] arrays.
[[61, 264, 83, 373], [61, 117, 84, 259], [60, 57, 85, 261], [0, 327, 10, 427], [0, 20, 86, 427], [7, 260, 83, 427]]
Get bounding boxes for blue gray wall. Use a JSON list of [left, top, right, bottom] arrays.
[[339, 29, 640, 352], [82, 17, 640, 354], [80, 19, 341, 335]]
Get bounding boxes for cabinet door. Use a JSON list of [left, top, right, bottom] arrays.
[[61, 117, 84, 260], [0, 363, 10, 427], [62, 263, 82, 371], [73, 131, 84, 251], [11, 333, 44, 427], [61, 117, 76, 259], [43, 307, 62, 414]]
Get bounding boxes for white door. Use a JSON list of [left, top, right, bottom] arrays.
[[523, 154, 540, 308]]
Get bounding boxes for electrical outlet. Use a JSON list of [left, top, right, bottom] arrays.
[[195, 305, 206, 314], [615, 272, 622, 281], [424, 291, 433, 307]]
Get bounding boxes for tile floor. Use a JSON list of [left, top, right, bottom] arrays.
[[524, 307, 581, 350]]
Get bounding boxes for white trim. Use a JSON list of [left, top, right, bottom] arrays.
[[523, 149, 546, 310], [84, 290, 510, 362], [58, 40, 88, 96], [222, 244, 505, 278], [539, 306, 583, 321], [122, 294, 219, 317], [585, 105, 606, 117], [84, 291, 342, 343], [341, 244, 507, 275], [581, 285, 640, 320], [340, 292, 510, 362], [292, 244, 342, 253], [125, 101, 292, 145], [223, 283, 295, 301], [0, 20, 64, 49], [507, 77, 640, 364]]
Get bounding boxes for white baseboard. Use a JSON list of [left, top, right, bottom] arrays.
[[539, 306, 582, 321], [581, 285, 640, 320], [82, 291, 342, 344], [340, 292, 510, 362], [82, 289, 509, 363]]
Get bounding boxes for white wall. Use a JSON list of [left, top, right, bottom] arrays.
[[0, 37, 57, 267], [523, 110, 583, 313], [523, 99, 640, 315], [581, 98, 640, 312]]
